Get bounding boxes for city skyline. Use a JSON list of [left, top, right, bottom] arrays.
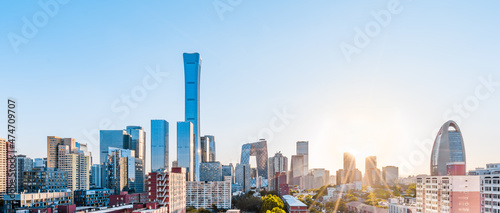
[[2, 2, 500, 176]]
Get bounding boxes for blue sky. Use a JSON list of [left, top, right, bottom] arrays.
[[1, 1, 500, 175]]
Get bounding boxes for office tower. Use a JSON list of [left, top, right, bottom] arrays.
[[365, 156, 381, 186], [222, 164, 234, 183], [199, 162, 222, 181], [0, 138, 6, 195], [310, 168, 330, 189], [240, 139, 269, 180], [235, 163, 251, 192], [148, 168, 187, 213], [34, 158, 46, 168], [126, 126, 146, 163], [416, 175, 480, 212], [269, 152, 288, 191], [151, 120, 169, 172], [184, 52, 202, 181], [341, 152, 356, 184], [15, 154, 33, 193], [177, 121, 195, 181], [206, 135, 216, 162], [23, 167, 68, 192], [91, 164, 102, 188], [186, 178, 232, 210], [431, 120, 466, 176], [382, 166, 399, 186], [290, 155, 305, 186], [99, 130, 131, 165], [134, 158, 145, 192], [200, 136, 209, 163], [105, 148, 132, 194], [296, 141, 309, 174]]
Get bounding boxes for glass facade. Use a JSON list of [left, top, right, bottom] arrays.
[[430, 120, 466, 176], [207, 135, 216, 162], [240, 140, 269, 180], [200, 136, 208, 163], [151, 120, 169, 172], [126, 126, 146, 162], [184, 53, 202, 181], [99, 130, 131, 165], [177, 121, 194, 181], [199, 162, 222, 181]]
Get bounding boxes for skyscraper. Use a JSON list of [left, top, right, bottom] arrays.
[[0, 138, 6, 195], [207, 135, 216, 162], [151, 120, 169, 172], [199, 162, 222, 181], [99, 130, 131, 165], [184, 52, 202, 181], [126, 126, 146, 163], [15, 154, 33, 193], [382, 166, 399, 186], [365, 156, 380, 186], [430, 120, 466, 176], [177, 121, 194, 181], [296, 141, 309, 175], [269, 152, 288, 191], [240, 140, 269, 180], [200, 135, 216, 163]]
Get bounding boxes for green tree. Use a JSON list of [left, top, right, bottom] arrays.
[[266, 207, 286, 213], [261, 195, 284, 213], [406, 183, 416, 197]]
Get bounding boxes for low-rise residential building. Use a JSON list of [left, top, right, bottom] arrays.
[[186, 177, 231, 209], [347, 201, 388, 213], [283, 195, 308, 213], [109, 192, 148, 207], [2, 191, 72, 212]]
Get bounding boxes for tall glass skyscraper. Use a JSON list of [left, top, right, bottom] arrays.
[[99, 130, 131, 165], [151, 120, 169, 172], [200, 135, 216, 162], [431, 120, 466, 176], [177, 121, 194, 181], [184, 52, 201, 181], [126, 126, 146, 162]]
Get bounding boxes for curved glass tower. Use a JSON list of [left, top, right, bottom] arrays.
[[430, 120, 466, 176]]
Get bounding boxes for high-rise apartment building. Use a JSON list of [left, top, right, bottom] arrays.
[[56, 141, 91, 191], [104, 148, 130, 194], [416, 175, 480, 212], [151, 120, 169, 172], [290, 155, 305, 186], [269, 152, 288, 191], [15, 154, 33, 193], [186, 177, 232, 210], [184, 52, 202, 181], [431, 120, 466, 176], [0, 138, 6, 195], [147, 167, 186, 213], [177, 121, 194, 181]]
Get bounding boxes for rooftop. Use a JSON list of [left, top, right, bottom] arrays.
[[282, 195, 307, 207]]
